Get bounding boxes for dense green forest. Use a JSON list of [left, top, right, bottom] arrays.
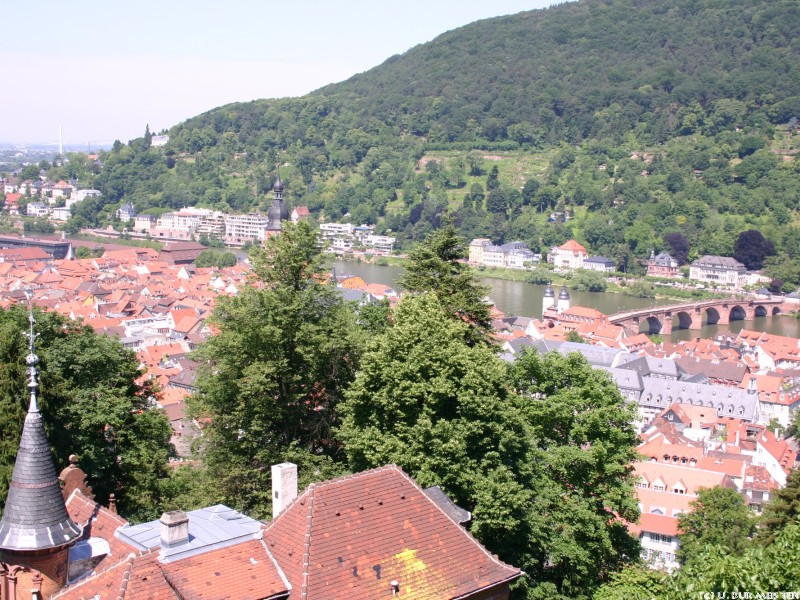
[[32, 0, 800, 286]]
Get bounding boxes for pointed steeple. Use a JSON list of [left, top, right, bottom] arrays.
[[0, 309, 81, 551], [267, 169, 288, 232]]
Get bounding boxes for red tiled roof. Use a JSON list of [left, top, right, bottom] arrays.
[[263, 465, 520, 600], [638, 512, 679, 537], [558, 239, 587, 254], [160, 539, 289, 600]]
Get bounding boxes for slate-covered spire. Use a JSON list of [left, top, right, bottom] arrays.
[[267, 169, 289, 232], [0, 310, 81, 551]]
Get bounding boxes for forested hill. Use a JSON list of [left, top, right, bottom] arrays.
[[315, 0, 800, 145], [67, 0, 800, 287]]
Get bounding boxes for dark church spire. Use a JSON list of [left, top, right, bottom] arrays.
[[0, 309, 81, 551], [267, 168, 288, 232]]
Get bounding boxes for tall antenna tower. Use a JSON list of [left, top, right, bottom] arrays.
[[59, 124, 63, 157]]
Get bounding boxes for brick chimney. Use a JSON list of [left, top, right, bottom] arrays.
[[272, 462, 298, 519]]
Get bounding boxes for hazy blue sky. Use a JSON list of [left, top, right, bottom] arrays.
[[2, 1, 562, 146]]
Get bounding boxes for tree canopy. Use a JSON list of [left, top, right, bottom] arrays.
[[189, 222, 362, 516], [733, 229, 776, 270], [677, 486, 755, 565], [338, 298, 642, 599], [398, 223, 491, 345], [0, 305, 172, 521]]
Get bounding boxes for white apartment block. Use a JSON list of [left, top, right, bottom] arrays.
[[319, 223, 355, 238], [362, 234, 396, 253], [157, 212, 202, 233], [224, 214, 269, 244]]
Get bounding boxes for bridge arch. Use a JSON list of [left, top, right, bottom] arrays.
[[674, 311, 693, 330], [705, 306, 721, 326], [640, 315, 664, 335], [754, 305, 769, 318], [772, 306, 781, 316], [729, 305, 747, 322]]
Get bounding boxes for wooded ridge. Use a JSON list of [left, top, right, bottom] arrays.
[[57, 0, 800, 286]]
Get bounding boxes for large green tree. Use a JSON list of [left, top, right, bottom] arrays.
[[339, 297, 642, 599], [677, 486, 755, 565], [398, 222, 492, 345], [190, 221, 362, 516], [508, 349, 641, 598], [337, 293, 535, 565], [0, 305, 172, 521]]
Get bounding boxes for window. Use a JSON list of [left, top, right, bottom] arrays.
[[651, 534, 673, 544], [652, 484, 665, 492]]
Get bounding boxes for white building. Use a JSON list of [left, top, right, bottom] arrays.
[[26, 202, 49, 217], [471, 241, 537, 269], [363, 234, 395, 253], [50, 206, 72, 221], [689, 256, 747, 289], [75, 189, 102, 202], [224, 213, 269, 244], [157, 211, 202, 233], [469, 238, 492, 264], [548, 240, 588, 270], [506, 248, 540, 269], [584, 256, 615, 272], [319, 223, 355, 238], [482, 245, 506, 268]]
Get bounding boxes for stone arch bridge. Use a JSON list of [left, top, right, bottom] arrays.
[[609, 297, 791, 335]]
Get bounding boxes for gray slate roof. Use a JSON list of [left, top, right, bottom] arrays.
[[639, 379, 758, 421], [558, 342, 623, 368], [0, 405, 81, 551], [424, 485, 471, 524], [601, 367, 644, 392]]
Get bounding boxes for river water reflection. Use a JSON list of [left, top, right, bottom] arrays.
[[331, 260, 800, 341]]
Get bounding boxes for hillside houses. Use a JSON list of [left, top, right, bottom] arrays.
[[469, 238, 615, 272], [318, 222, 396, 254], [2, 176, 101, 218]]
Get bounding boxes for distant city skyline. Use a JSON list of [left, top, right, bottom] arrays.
[[2, 0, 562, 146]]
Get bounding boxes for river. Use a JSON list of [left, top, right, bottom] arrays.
[[331, 260, 800, 341]]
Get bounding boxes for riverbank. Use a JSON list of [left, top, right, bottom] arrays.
[[332, 254, 729, 303], [70, 232, 163, 251]]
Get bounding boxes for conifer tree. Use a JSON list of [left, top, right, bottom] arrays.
[[757, 467, 800, 546], [399, 222, 491, 345]]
